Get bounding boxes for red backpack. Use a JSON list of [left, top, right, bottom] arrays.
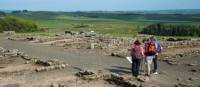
[[145, 42, 156, 55]]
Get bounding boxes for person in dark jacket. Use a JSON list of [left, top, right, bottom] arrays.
[[150, 37, 162, 75], [144, 37, 157, 76]]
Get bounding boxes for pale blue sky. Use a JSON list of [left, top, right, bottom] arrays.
[[0, 0, 200, 11]]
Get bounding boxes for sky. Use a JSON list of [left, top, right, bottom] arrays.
[[0, 0, 200, 11]]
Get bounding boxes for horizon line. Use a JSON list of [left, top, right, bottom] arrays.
[[1, 8, 200, 12]]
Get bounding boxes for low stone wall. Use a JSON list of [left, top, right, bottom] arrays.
[[3, 31, 16, 36], [0, 47, 69, 72], [162, 41, 200, 48], [160, 50, 200, 65]]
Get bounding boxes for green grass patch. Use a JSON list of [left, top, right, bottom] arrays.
[[8, 11, 200, 37]]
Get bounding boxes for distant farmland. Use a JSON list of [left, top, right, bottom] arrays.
[[7, 11, 200, 37]]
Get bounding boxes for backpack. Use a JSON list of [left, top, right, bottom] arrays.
[[131, 45, 143, 59], [145, 42, 156, 55], [156, 41, 162, 53]]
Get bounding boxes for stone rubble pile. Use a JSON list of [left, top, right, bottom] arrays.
[[175, 76, 199, 87], [6, 31, 200, 59], [74, 71, 154, 87], [174, 82, 194, 87], [75, 72, 158, 87], [107, 73, 162, 87], [23, 57, 69, 72], [3, 31, 16, 36], [162, 41, 200, 48], [106, 73, 141, 87], [50, 83, 67, 87], [75, 70, 100, 80], [0, 47, 25, 58], [8, 37, 28, 41], [33, 59, 69, 72], [35, 63, 67, 72], [161, 50, 200, 65], [0, 47, 69, 72]]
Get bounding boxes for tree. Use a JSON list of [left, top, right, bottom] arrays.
[[140, 23, 200, 37], [12, 10, 21, 13], [22, 10, 28, 13], [0, 11, 6, 16]]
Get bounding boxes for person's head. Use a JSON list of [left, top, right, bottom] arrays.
[[134, 40, 141, 46], [143, 37, 150, 43], [150, 36, 156, 42]]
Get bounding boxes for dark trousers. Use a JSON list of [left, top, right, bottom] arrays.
[[153, 55, 158, 72], [132, 58, 141, 77]]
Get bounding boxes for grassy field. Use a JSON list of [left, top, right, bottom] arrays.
[[8, 11, 200, 37]]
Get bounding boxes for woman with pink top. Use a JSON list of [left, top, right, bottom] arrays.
[[131, 40, 144, 77]]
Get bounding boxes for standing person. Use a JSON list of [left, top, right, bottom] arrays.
[[144, 37, 157, 76], [140, 37, 149, 72], [131, 40, 144, 77], [152, 37, 162, 75]]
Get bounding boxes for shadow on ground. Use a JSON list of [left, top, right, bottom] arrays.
[[105, 66, 132, 75]]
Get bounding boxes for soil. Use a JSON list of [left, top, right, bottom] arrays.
[[0, 34, 200, 87]]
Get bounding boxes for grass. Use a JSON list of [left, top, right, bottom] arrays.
[[8, 11, 200, 37]]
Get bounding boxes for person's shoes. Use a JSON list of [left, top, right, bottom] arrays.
[[153, 72, 158, 75]]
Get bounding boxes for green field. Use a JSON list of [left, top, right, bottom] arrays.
[[8, 11, 200, 37]]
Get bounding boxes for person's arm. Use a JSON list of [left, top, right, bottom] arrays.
[[140, 46, 145, 58], [143, 43, 146, 54], [128, 44, 134, 51], [159, 41, 163, 51], [158, 41, 163, 53], [129, 45, 135, 56], [155, 42, 158, 49]]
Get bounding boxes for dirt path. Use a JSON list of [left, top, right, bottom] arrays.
[[0, 36, 130, 72]]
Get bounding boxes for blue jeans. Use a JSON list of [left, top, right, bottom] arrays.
[[153, 55, 158, 72], [132, 58, 141, 77]]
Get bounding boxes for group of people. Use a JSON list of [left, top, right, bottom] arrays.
[[130, 36, 162, 77]]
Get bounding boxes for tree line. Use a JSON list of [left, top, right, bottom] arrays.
[[0, 16, 39, 33], [0, 11, 6, 16], [140, 23, 200, 37], [12, 10, 29, 13]]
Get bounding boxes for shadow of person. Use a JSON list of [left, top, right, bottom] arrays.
[[105, 66, 132, 75]]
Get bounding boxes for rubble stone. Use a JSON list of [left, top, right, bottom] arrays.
[[137, 76, 149, 82], [21, 54, 31, 60], [108, 73, 141, 87], [3, 31, 16, 36], [187, 63, 198, 66], [188, 77, 199, 81], [35, 63, 68, 72], [76, 70, 99, 80], [50, 83, 59, 87], [175, 82, 194, 87]]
